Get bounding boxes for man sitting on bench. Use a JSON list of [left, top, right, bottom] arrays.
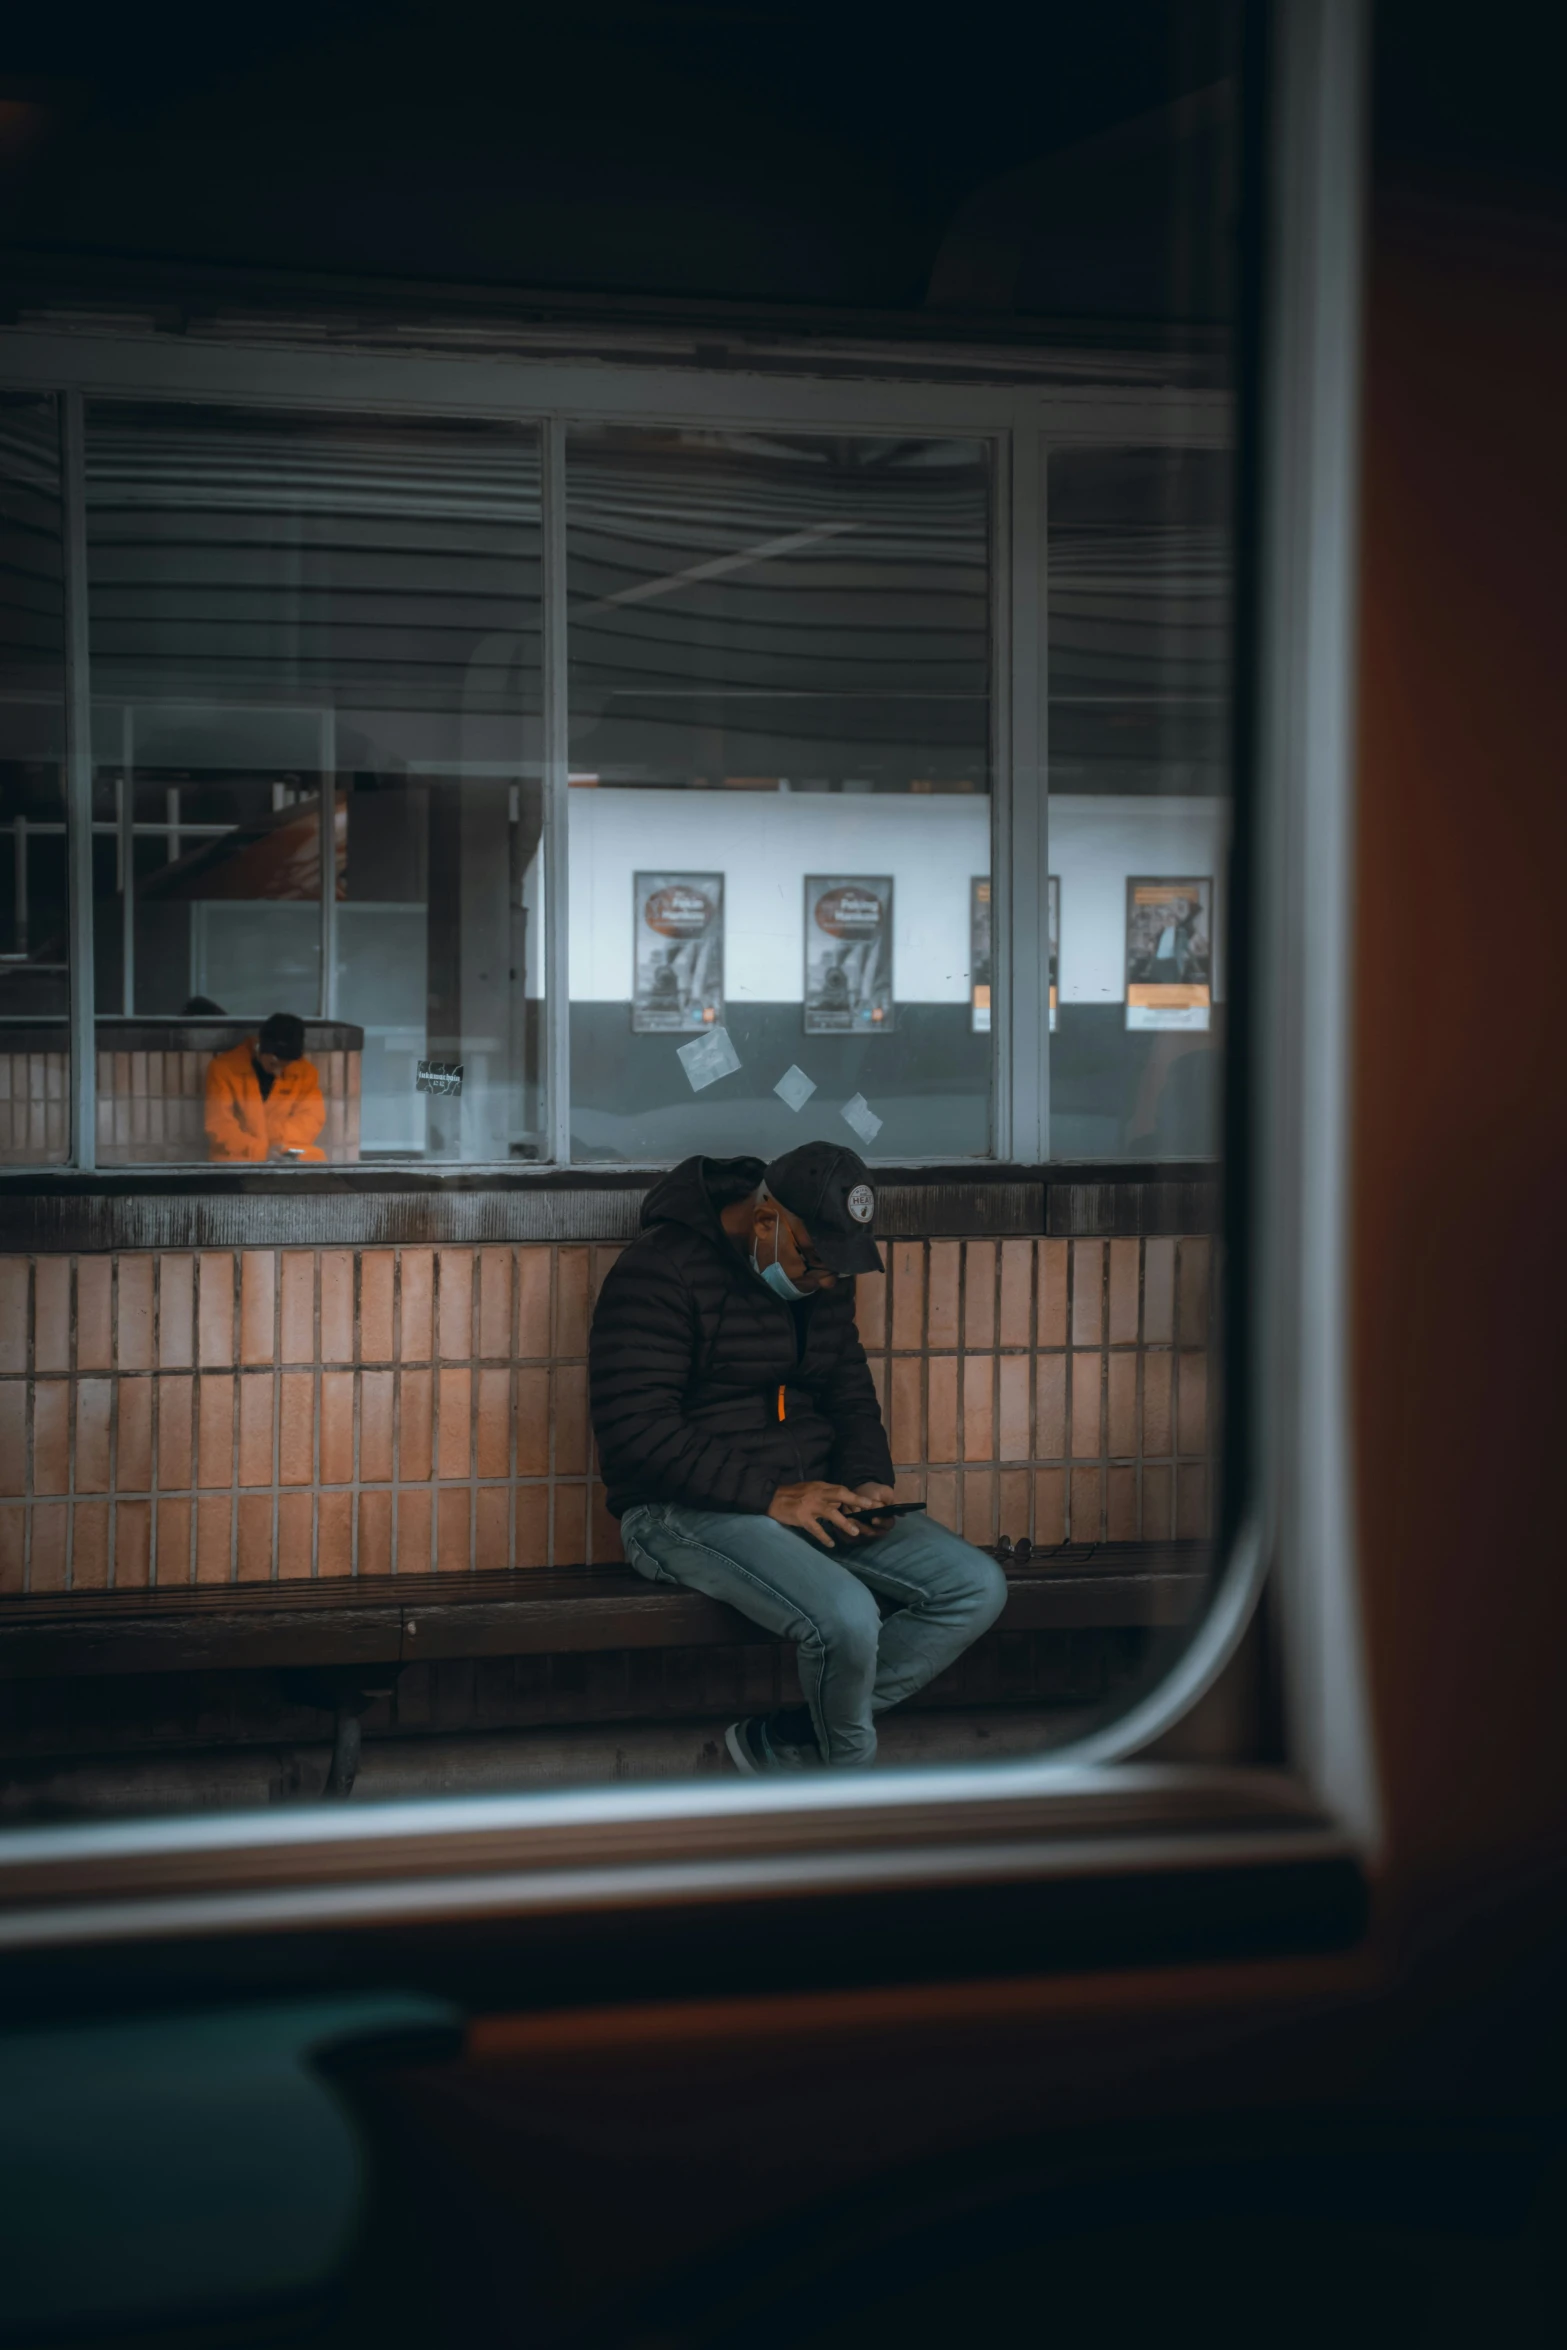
[[589, 1142, 1006, 1773], [204, 1011, 327, 1164]]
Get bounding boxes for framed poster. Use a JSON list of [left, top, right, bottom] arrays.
[[1048, 874, 1059, 1032], [1125, 877, 1213, 1030], [632, 872, 724, 1033], [804, 875, 894, 1034], [970, 876, 991, 1034]]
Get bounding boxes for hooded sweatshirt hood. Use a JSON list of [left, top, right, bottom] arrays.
[[641, 1155, 764, 1245]]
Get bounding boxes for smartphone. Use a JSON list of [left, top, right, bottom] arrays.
[[798, 1500, 927, 1553], [790, 1500, 928, 1555]]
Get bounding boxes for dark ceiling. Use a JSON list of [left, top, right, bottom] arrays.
[[0, 1, 1557, 331], [0, 0, 1240, 327]]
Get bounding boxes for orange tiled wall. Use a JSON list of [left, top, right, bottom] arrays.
[[0, 1237, 1216, 1595], [860, 1236, 1216, 1550]]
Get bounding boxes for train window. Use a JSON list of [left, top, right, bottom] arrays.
[[0, 0, 1377, 1952]]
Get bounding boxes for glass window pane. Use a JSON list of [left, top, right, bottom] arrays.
[[1048, 446, 1232, 1160], [85, 404, 543, 1164], [0, 394, 69, 1167], [566, 428, 991, 1163]]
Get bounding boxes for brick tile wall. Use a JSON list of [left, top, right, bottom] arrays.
[[0, 1055, 70, 1165], [93, 1050, 361, 1165], [854, 1235, 1218, 1548], [0, 1236, 1218, 1593], [0, 1051, 363, 1168]]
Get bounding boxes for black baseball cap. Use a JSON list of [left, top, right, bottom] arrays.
[[763, 1142, 884, 1277]]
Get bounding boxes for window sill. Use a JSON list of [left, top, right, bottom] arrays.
[[0, 1161, 1221, 1247], [0, 1765, 1366, 2015]]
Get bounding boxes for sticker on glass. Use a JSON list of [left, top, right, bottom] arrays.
[[416, 1061, 464, 1096], [633, 872, 725, 1033], [840, 1092, 883, 1145], [677, 1026, 742, 1092], [773, 1064, 817, 1112], [1124, 877, 1213, 1031], [804, 875, 894, 1035]]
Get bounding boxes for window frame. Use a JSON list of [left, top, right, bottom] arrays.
[[0, 348, 1230, 1177], [0, 0, 1380, 1961]]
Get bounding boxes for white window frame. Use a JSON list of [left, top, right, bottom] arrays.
[[0, 0, 1379, 1945]]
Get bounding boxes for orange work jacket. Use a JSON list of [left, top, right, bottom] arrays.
[[204, 1040, 327, 1163]]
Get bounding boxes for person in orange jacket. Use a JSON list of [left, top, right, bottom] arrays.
[[205, 1012, 327, 1163]]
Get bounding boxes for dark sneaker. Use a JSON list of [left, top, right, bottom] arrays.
[[724, 1714, 819, 1774], [724, 1717, 771, 1775]]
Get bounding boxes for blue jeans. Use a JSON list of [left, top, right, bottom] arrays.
[[618, 1502, 1009, 1767]]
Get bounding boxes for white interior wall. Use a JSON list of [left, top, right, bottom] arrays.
[[567, 789, 1228, 1004], [568, 788, 985, 1004]]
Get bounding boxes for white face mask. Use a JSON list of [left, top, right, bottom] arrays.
[[751, 1206, 810, 1301]]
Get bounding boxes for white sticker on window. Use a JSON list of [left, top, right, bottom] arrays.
[[840, 1092, 883, 1145], [677, 1026, 742, 1092], [773, 1064, 817, 1112]]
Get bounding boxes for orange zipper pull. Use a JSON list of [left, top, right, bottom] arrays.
[[777, 1384, 786, 1422]]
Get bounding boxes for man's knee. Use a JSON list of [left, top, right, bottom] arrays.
[[923, 1527, 1009, 1631], [811, 1573, 884, 1667]]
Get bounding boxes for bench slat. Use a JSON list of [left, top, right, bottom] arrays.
[[0, 1545, 1212, 1678]]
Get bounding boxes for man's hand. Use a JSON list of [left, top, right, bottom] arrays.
[[767, 1481, 870, 1550], [850, 1480, 897, 1536]]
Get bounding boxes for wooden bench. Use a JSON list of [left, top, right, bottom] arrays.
[[0, 1547, 1211, 1795], [0, 1544, 1208, 1679]]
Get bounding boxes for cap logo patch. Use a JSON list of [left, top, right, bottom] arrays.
[[847, 1182, 875, 1225]]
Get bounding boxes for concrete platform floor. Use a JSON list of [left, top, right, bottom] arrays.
[[1, 1705, 1104, 1822]]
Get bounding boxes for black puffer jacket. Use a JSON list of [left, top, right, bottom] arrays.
[[590, 1155, 893, 1519]]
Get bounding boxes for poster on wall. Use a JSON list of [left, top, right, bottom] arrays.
[[804, 875, 894, 1034], [1124, 877, 1213, 1030], [632, 872, 725, 1032], [1048, 874, 1060, 1032], [970, 877, 991, 1034]]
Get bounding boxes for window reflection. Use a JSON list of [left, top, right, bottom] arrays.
[[84, 405, 544, 1163], [1049, 447, 1231, 1159], [0, 394, 69, 1166], [567, 429, 992, 1163]]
